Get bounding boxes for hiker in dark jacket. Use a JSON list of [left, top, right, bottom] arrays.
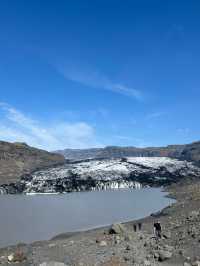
[[154, 221, 162, 239]]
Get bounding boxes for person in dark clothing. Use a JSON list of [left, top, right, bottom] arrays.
[[154, 221, 162, 239], [133, 224, 137, 232], [138, 222, 142, 231]]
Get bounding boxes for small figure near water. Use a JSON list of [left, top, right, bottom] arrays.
[[138, 222, 142, 231], [154, 221, 162, 239], [133, 224, 137, 232]]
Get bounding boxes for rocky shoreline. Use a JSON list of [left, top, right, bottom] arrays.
[[1, 179, 200, 265]]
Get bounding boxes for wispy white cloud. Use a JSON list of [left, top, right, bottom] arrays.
[[177, 128, 190, 136], [58, 67, 143, 100], [0, 103, 101, 151], [146, 111, 167, 119]]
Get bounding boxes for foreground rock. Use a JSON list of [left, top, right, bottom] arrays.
[[7, 250, 26, 263], [158, 250, 173, 261], [109, 223, 127, 235]]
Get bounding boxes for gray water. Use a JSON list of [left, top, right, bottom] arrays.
[[0, 188, 175, 248]]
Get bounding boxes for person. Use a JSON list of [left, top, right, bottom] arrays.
[[154, 221, 162, 239], [138, 222, 142, 231], [133, 224, 137, 232]]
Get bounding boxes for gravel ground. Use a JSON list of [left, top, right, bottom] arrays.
[[1, 179, 200, 266]]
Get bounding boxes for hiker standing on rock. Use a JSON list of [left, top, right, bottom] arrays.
[[154, 221, 162, 239]]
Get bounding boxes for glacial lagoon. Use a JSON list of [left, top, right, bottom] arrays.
[[0, 188, 175, 248]]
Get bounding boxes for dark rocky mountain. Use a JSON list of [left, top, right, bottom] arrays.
[[56, 141, 200, 165], [0, 141, 65, 185], [179, 141, 200, 165]]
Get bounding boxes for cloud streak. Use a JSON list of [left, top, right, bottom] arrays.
[[58, 67, 143, 100], [146, 111, 167, 119], [0, 103, 101, 151]]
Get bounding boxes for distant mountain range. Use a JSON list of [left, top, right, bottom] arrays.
[[56, 141, 200, 165]]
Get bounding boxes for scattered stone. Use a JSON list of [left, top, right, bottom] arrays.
[[192, 261, 200, 266], [184, 263, 191, 266], [146, 254, 152, 260], [153, 252, 159, 259], [101, 256, 127, 266], [123, 256, 130, 262], [48, 243, 57, 248], [139, 235, 144, 240], [179, 250, 185, 256], [109, 223, 126, 235], [7, 254, 14, 262], [114, 236, 121, 244], [143, 260, 151, 266], [158, 250, 172, 261], [7, 250, 26, 263], [187, 211, 199, 221], [99, 240, 107, 247], [163, 231, 171, 239], [163, 245, 173, 252], [39, 262, 67, 266], [124, 234, 132, 242]]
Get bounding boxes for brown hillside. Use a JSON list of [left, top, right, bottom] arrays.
[[0, 141, 65, 185]]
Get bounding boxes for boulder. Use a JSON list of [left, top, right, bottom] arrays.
[[163, 244, 173, 252], [184, 263, 191, 266], [99, 240, 107, 247], [187, 211, 199, 221], [114, 235, 121, 244], [126, 244, 131, 251], [192, 261, 200, 266], [143, 259, 151, 266], [163, 231, 171, 239], [7, 251, 26, 263], [109, 223, 127, 235], [158, 250, 172, 261]]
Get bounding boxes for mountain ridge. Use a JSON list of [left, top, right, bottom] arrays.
[[56, 141, 200, 165]]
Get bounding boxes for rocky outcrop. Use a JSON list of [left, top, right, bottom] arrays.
[[1, 156, 199, 194], [0, 141, 65, 186]]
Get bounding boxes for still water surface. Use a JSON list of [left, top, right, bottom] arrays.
[[0, 188, 175, 247]]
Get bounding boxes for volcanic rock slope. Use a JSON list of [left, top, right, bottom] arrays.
[[0, 141, 65, 185]]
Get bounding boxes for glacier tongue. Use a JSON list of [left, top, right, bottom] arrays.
[[1, 157, 200, 194]]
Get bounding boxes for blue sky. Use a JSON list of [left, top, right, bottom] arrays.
[[0, 0, 200, 150]]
